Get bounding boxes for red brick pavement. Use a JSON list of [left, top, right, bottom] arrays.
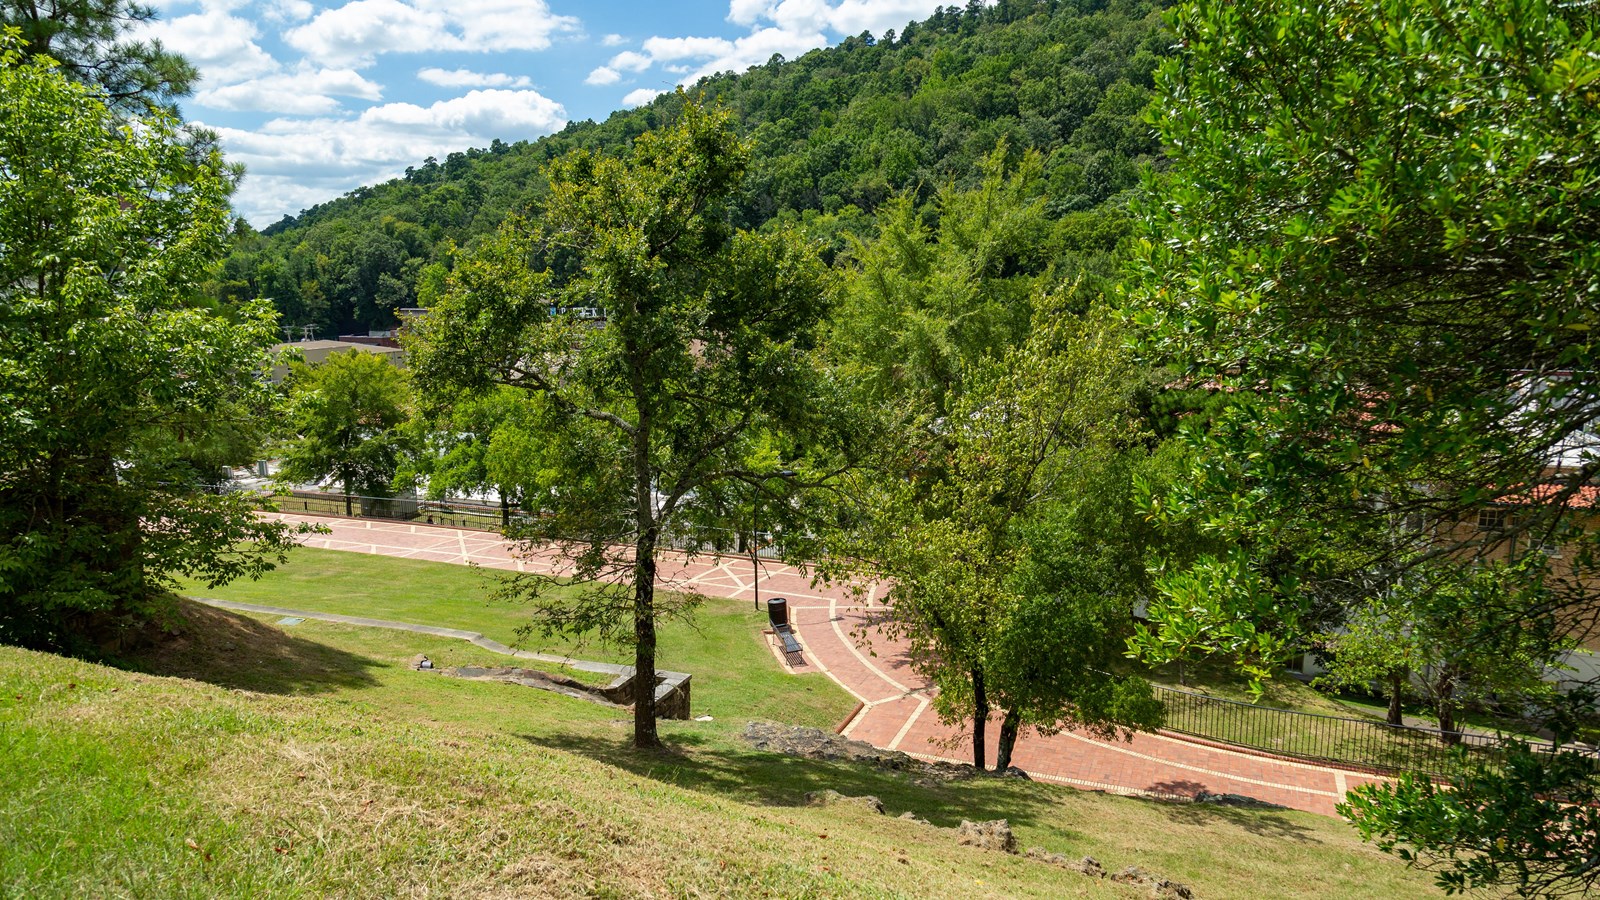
[[263, 511, 1388, 817]]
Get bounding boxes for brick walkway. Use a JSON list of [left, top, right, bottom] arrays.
[[263, 511, 1389, 817]]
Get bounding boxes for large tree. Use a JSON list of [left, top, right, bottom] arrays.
[[859, 296, 1162, 770], [400, 386, 542, 531], [407, 97, 844, 749], [1125, 0, 1600, 894], [2, 0, 196, 113], [0, 38, 297, 650], [276, 350, 413, 516], [1314, 558, 1566, 741]]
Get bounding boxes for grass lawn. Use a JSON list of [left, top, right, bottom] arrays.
[[175, 546, 851, 730], [0, 545, 1449, 898]]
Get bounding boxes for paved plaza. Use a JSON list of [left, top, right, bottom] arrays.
[[261, 510, 1389, 817]]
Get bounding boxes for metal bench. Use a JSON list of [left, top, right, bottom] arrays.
[[767, 597, 805, 665], [774, 623, 803, 656]]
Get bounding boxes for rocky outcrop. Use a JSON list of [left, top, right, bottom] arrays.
[[1111, 865, 1195, 899], [1025, 849, 1105, 877], [955, 819, 1017, 854], [804, 790, 885, 814], [432, 664, 692, 719], [1192, 791, 1286, 810], [742, 721, 974, 779]]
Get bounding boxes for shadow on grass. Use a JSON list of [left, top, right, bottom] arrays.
[[1141, 793, 1322, 843], [516, 728, 1082, 836], [120, 599, 382, 695]]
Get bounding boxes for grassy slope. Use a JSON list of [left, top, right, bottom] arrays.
[[0, 548, 1445, 898], [174, 546, 851, 729]]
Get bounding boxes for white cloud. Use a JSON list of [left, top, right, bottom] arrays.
[[823, 0, 964, 35], [360, 89, 564, 134], [770, 0, 833, 33], [423, 0, 578, 51], [137, 7, 278, 86], [726, 0, 962, 38], [608, 50, 653, 73], [284, 0, 450, 67], [195, 66, 384, 114], [209, 89, 567, 223], [727, 0, 773, 26], [418, 67, 533, 89], [642, 36, 735, 61], [692, 26, 827, 78], [621, 87, 665, 107], [286, 0, 578, 68], [596, 26, 824, 89], [613, 0, 966, 92], [261, 0, 314, 22], [601, 33, 627, 47]]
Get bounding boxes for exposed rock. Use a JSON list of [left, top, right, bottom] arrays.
[[1024, 848, 1104, 877], [898, 811, 932, 826], [1110, 865, 1195, 899], [955, 819, 1017, 854], [1000, 765, 1031, 780], [746, 721, 911, 767], [804, 790, 885, 814], [437, 665, 623, 708], [742, 721, 975, 780], [1193, 790, 1286, 810]]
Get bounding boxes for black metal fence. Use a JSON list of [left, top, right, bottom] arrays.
[[267, 489, 521, 531], [229, 485, 785, 556], [1151, 682, 1596, 780]]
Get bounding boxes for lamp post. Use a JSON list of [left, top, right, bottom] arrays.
[[753, 470, 797, 612]]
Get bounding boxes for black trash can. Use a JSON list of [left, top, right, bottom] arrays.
[[767, 597, 789, 629]]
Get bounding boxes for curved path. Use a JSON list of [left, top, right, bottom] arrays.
[[260, 511, 1389, 816]]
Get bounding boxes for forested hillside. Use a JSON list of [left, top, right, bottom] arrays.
[[209, 0, 1171, 336]]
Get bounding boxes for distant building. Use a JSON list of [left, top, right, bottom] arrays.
[[269, 340, 405, 382], [336, 331, 401, 348]]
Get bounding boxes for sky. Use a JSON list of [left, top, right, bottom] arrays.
[[135, 0, 966, 227]]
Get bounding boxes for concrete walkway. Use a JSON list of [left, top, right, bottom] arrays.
[[193, 597, 635, 677], [258, 510, 1390, 816]]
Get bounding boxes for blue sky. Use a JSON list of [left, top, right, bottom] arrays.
[[137, 0, 962, 226]]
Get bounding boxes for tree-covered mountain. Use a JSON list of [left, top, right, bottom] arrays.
[[209, 0, 1171, 337]]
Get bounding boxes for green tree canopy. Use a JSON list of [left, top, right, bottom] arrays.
[[407, 97, 848, 749], [851, 293, 1162, 770], [207, 0, 1168, 337], [277, 350, 413, 516], [2, 2, 196, 113], [0, 37, 297, 650], [399, 386, 544, 530], [1124, 0, 1600, 893]]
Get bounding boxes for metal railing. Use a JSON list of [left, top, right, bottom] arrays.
[[1151, 682, 1597, 780], [219, 484, 788, 557]]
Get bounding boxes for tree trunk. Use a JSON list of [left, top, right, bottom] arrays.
[[633, 530, 660, 749], [500, 494, 511, 532], [1434, 671, 1462, 746], [995, 709, 1022, 771], [1387, 672, 1406, 726], [631, 423, 661, 751], [972, 667, 989, 771], [343, 475, 353, 517]]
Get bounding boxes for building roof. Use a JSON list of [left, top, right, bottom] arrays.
[[1495, 483, 1600, 510]]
